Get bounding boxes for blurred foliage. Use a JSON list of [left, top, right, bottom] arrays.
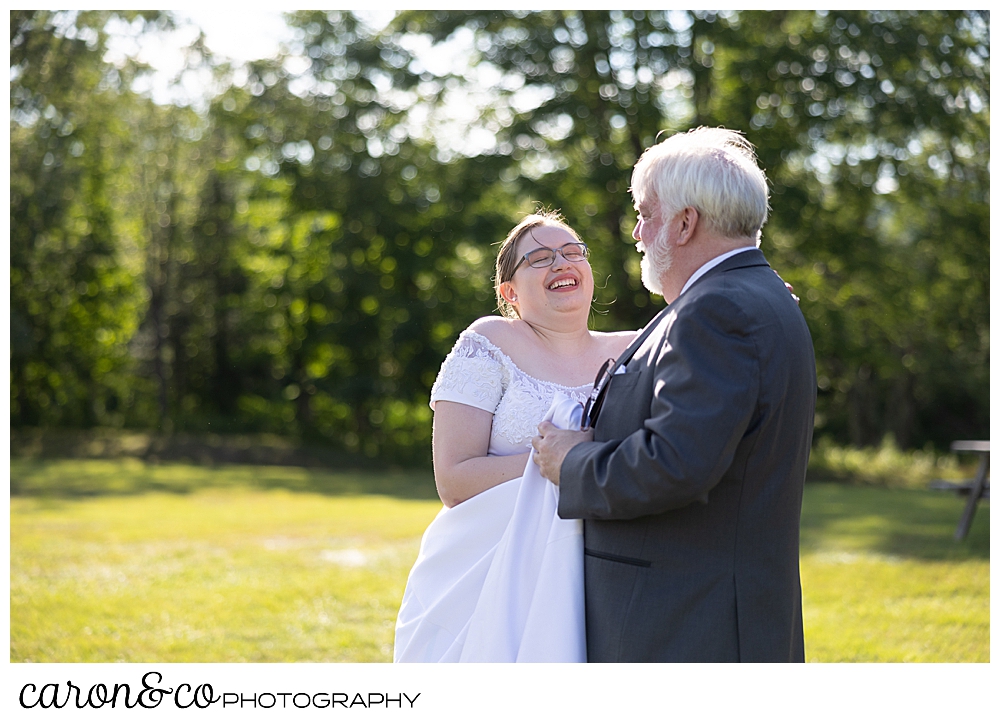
[[10, 10, 990, 465], [806, 435, 966, 490]]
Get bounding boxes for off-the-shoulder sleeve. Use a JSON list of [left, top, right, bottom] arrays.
[[429, 331, 505, 414]]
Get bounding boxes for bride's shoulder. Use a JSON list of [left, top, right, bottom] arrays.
[[592, 329, 638, 357], [466, 316, 523, 352]]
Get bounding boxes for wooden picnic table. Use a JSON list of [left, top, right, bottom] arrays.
[[930, 440, 989, 541]]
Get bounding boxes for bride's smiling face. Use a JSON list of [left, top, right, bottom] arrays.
[[501, 225, 594, 320]]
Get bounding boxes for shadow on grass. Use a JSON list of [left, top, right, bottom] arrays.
[[801, 481, 989, 562], [11, 426, 428, 470], [9, 458, 440, 501]]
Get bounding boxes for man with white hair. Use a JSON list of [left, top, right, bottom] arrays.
[[533, 127, 817, 662]]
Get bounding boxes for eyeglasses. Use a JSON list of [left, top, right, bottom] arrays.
[[512, 242, 589, 273], [581, 357, 617, 430]]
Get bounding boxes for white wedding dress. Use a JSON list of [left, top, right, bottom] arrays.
[[393, 330, 590, 662]]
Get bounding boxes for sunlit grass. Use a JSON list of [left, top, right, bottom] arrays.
[[800, 483, 989, 662], [802, 555, 988, 661], [10, 461, 989, 662], [11, 465, 441, 662], [9, 457, 438, 499]]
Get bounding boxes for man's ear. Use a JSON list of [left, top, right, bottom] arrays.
[[676, 207, 699, 246]]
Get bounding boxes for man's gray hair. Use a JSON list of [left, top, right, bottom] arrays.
[[630, 127, 770, 240]]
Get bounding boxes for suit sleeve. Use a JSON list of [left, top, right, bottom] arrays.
[[559, 293, 760, 520]]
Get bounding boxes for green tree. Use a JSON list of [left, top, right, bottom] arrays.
[[10, 10, 166, 427], [388, 9, 990, 449], [698, 10, 989, 446], [163, 11, 522, 460], [389, 10, 698, 330], [10, 10, 987, 461]]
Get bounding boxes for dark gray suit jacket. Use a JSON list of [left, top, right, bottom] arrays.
[[559, 248, 816, 662]]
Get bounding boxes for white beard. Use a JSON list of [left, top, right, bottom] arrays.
[[639, 227, 673, 297]]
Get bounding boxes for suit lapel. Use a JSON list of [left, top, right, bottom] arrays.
[[613, 304, 671, 372], [584, 304, 669, 427]]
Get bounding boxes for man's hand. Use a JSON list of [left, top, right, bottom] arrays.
[[532, 421, 594, 485]]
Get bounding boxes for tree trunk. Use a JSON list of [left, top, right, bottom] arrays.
[[887, 369, 916, 449], [847, 364, 879, 447]]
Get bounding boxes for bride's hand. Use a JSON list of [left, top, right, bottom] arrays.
[[774, 270, 799, 304], [532, 421, 594, 485]]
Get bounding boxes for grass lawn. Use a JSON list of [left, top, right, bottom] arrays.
[[800, 483, 989, 662], [10, 460, 441, 663], [9, 459, 989, 662]]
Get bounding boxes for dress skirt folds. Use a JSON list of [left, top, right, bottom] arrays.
[[394, 393, 587, 662]]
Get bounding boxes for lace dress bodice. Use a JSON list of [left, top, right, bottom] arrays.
[[430, 329, 592, 457]]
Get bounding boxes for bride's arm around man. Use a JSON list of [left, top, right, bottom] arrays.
[[534, 127, 817, 663]]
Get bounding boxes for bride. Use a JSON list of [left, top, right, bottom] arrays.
[[394, 211, 634, 662]]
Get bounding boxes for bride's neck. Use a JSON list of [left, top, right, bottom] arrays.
[[522, 314, 592, 356]]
